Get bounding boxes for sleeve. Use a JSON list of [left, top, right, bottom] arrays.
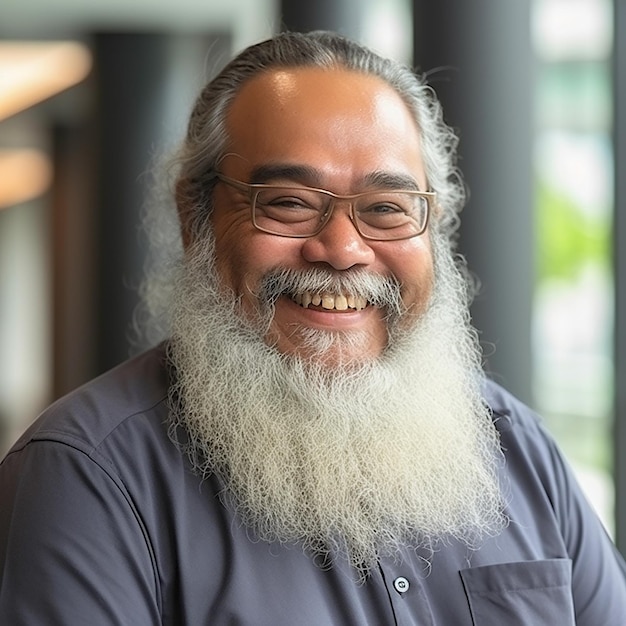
[[528, 418, 626, 624], [0, 440, 161, 625], [507, 411, 626, 626]]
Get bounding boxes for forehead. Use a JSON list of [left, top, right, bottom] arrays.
[[223, 67, 425, 187]]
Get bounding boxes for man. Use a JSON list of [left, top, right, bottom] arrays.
[[1, 31, 625, 625]]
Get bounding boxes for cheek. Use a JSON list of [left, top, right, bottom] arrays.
[[212, 207, 264, 293], [212, 240, 245, 295], [213, 226, 304, 298], [386, 238, 435, 312]]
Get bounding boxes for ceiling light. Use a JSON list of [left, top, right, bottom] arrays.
[[0, 41, 92, 121], [0, 149, 52, 209]]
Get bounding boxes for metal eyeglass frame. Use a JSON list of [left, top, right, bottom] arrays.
[[214, 172, 436, 241]]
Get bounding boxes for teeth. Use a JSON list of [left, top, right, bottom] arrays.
[[321, 294, 334, 310], [334, 295, 348, 311], [291, 291, 368, 311]]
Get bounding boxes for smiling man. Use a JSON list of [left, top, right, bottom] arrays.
[[211, 66, 434, 362], [1, 31, 625, 625]]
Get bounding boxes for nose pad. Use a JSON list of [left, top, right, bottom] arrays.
[[317, 200, 357, 234], [301, 202, 375, 270]]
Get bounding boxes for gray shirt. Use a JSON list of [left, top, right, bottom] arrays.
[[1, 345, 625, 625]]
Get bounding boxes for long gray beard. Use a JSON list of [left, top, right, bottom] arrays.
[[166, 230, 507, 577]]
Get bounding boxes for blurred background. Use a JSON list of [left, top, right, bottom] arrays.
[[1, 0, 625, 553]]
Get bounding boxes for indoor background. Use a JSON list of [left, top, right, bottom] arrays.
[[1, 0, 625, 553]]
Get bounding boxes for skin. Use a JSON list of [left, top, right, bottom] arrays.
[[204, 67, 435, 363]]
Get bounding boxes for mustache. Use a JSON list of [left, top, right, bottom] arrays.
[[258, 267, 405, 318]]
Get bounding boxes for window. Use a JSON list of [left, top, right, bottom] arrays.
[[532, 0, 614, 531]]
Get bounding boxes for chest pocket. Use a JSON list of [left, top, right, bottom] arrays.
[[460, 559, 575, 626]]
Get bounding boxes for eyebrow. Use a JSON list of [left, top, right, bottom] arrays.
[[248, 163, 423, 192], [360, 171, 422, 192], [248, 164, 323, 187]]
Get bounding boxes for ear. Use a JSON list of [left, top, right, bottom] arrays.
[[175, 178, 196, 250]]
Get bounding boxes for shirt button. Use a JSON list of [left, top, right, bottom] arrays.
[[393, 576, 410, 594]]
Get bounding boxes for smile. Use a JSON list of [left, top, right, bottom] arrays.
[[290, 292, 368, 311]]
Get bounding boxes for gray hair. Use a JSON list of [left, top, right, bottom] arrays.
[[174, 30, 466, 243]]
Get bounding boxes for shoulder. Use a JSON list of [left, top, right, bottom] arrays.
[[481, 378, 604, 549], [482, 378, 552, 453], [482, 378, 572, 494], [5, 344, 170, 459], [483, 378, 541, 431], [0, 346, 173, 624], [0, 344, 180, 556]]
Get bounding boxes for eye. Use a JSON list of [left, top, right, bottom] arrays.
[[364, 202, 405, 215], [255, 190, 322, 225], [358, 199, 411, 230], [267, 196, 313, 210], [257, 188, 322, 210]]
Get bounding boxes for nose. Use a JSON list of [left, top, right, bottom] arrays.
[[300, 203, 376, 270]]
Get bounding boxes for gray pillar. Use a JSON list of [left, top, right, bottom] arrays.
[[52, 122, 96, 398], [413, 0, 534, 405], [280, 0, 374, 38], [613, 0, 626, 555], [90, 32, 231, 375], [91, 33, 170, 373]]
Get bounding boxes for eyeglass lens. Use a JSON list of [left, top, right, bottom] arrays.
[[251, 187, 429, 240]]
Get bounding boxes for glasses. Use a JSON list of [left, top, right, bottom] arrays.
[[215, 173, 436, 241]]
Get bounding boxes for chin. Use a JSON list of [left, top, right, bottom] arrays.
[[269, 327, 386, 370]]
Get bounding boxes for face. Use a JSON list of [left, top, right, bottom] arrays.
[[208, 67, 434, 363]]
